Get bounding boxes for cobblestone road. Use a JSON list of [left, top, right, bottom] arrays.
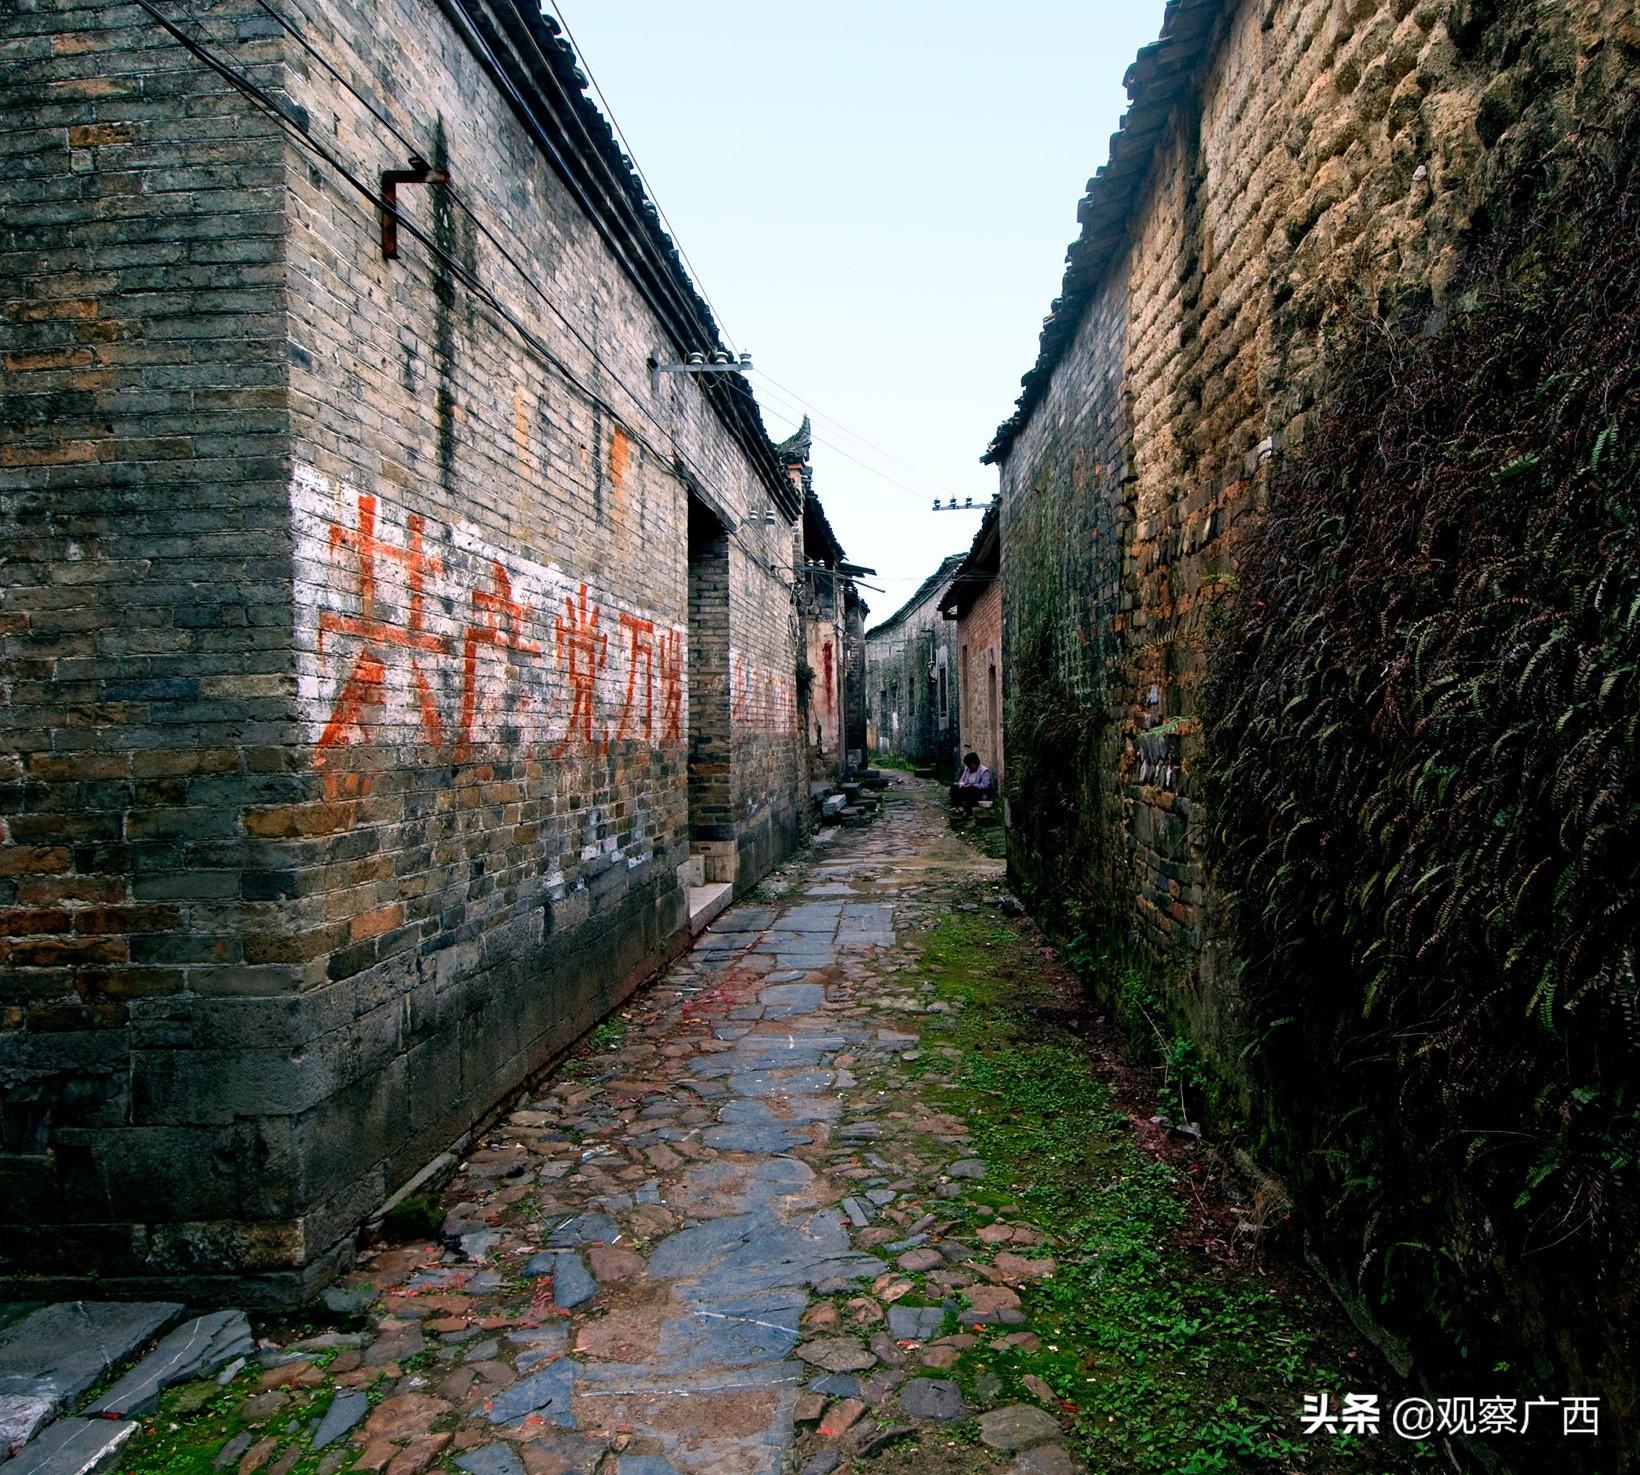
[[157, 782, 1094, 1475]]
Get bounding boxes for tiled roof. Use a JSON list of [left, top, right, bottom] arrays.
[[865, 554, 968, 638], [439, 0, 803, 516], [984, 0, 1228, 465]]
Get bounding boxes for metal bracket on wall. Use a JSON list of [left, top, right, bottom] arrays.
[[380, 155, 449, 260]]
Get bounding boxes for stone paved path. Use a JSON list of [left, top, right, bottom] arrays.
[[130, 780, 1095, 1475]]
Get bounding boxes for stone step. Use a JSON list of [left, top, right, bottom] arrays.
[[6, 1418, 134, 1475], [85, 1310, 254, 1419], [0, 1301, 183, 1458], [687, 882, 734, 934]]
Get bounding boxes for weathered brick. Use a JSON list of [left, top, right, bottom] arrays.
[[0, 907, 72, 935], [1, 0, 822, 1305], [0, 845, 72, 875], [66, 122, 138, 146]]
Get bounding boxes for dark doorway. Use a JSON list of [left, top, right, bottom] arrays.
[[686, 496, 731, 849]]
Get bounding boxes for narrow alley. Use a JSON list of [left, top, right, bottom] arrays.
[[104, 786, 1406, 1475], [4, 0, 1637, 1467]]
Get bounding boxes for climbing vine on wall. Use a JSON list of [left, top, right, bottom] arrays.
[[1004, 465, 1120, 929], [1203, 94, 1640, 1366]]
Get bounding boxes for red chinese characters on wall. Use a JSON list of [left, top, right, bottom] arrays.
[[553, 582, 609, 758], [458, 560, 540, 757], [305, 488, 686, 765], [316, 494, 448, 762], [729, 651, 798, 734], [657, 630, 684, 743], [615, 612, 655, 744]]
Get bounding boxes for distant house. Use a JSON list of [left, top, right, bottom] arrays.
[[864, 554, 966, 772], [941, 505, 1003, 794], [779, 419, 871, 788]]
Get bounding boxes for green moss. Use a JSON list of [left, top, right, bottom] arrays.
[[1202, 88, 1640, 1397], [912, 913, 1426, 1474], [380, 1193, 443, 1243]]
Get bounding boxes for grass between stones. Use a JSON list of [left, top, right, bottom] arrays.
[[119, 1351, 354, 1475], [949, 808, 1007, 861], [907, 910, 1429, 1475]]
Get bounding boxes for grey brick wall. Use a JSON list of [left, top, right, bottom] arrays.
[[1, 0, 809, 1302]]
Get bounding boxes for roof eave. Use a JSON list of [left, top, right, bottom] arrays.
[[983, 0, 1229, 467]]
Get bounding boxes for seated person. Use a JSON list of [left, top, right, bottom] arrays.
[[949, 751, 993, 811]]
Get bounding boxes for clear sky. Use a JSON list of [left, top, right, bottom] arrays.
[[550, 1, 1168, 623]]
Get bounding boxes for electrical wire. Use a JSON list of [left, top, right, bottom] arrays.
[[749, 377, 965, 505], [269, 0, 789, 507], [252, 0, 692, 462], [137, 0, 799, 594], [534, 7, 1003, 521], [752, 368, 961, 496], [544, 0, 740, 356], [516, 0, 980, 512], [256, 0, 981, 519]]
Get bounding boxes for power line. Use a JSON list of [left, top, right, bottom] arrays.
[[160, 4, 964, 592], [261, 0, 975, 519], [544, 0, 740, 356], [749, 379, 958, 505], [753, 368, 957, 495], [532, 2, 986, 515], [252, 0, 670, 443], [137, 0, 799, 596], [754, 377, 987, 507]]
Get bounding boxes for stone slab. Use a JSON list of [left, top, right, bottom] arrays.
[[649, 1212, 882, 1302], [979, 1404, 1064, 1451], [900, 1378, 968, 1422], [488, 1356, 578, 1426], [6, 1418, 135, 1475], [699, 1120, 811, 1153], [709, 907, 776, 934], [757, 983, 825, 1019], [311, 1388, 369, 1449], [86, 1310, 254, 1418], [724, 1068, 835, 1098], [766, 904, 842, 932], [454, 1443, 527, 1475], [523, 1251, 598, 1310], [0, 1301, 183, 1455], [545, 1212, 620, 1247], [886, 1305, 945, 1342], [650, 1289, 805, 1372]]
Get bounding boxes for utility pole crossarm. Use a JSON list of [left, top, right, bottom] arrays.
[[650, 350, 753, 395]]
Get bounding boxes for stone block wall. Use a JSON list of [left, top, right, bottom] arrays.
[[1, 0, 808, 1301]]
